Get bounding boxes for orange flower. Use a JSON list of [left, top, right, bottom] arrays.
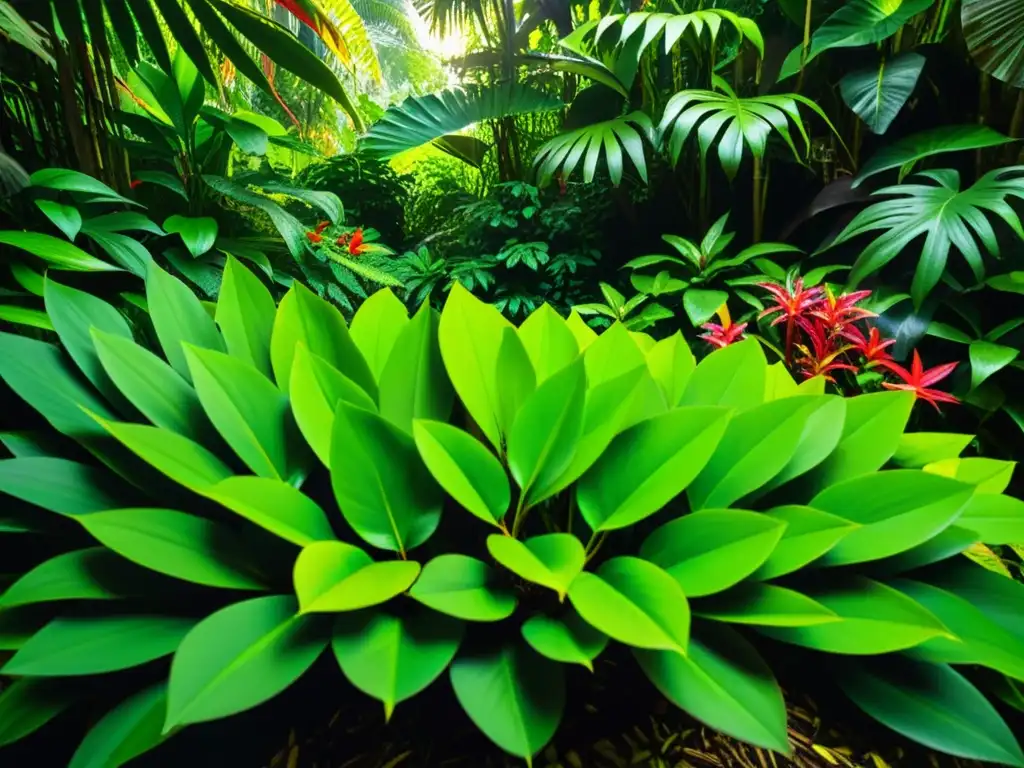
[[347, 228, 364, 255]]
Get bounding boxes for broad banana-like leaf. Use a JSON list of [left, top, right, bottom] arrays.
[[274, 0, 383, 84], [657, 76, 842, 180], [963, 0, 1024, 88], [823, 167, 1024, 307], [839, 52, 925, 135], [535, 113, 654, 186], [360, 85, 563, 159]]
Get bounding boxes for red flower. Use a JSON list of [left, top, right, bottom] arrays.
[[840, 324, 895, 367], [878, 351, 959, 411], [314, 221, 330, 235], [758, 278, 824, 328], [130, 179, 143, 190], [347, 228, 365, 255], [700, 304, 747, 349], [810, 286, 875, 330], [306, 220, 330, 244], [794, 319, 857, 383], [306, 231, 323, 244]]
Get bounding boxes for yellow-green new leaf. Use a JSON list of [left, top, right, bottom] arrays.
[[487, 534, 585, 599], [681, 337, 766, 410], [695, 583, 840, 627], [752, 506, 856, 580], [206, 476, 336, 546], [350, 288, 409, 381], [495, 327, 537, 446], [520, 611, 608, 671], [147, 263, 224, 382], [646, 331, 695, 407], [215, 255, 275, 378], [518, 304, 579, 383], [409, 555, 516, 621], [294, 541, 420, 613]]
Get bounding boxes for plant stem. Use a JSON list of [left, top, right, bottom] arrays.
[[752, 153, 763, 242], [797, 0, 813, 93], [511, 494, 527, 538], [584, 531, 608, 564], [784, 316, 796, 366]]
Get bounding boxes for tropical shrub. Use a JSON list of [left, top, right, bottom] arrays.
[[1, 263, 1023, 766]]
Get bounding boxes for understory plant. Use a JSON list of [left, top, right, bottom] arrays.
[[1, 263, 1024, 766]]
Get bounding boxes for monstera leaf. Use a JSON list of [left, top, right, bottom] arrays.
[[360, 85, 563, 159], [535, 113, 654, 185], [823, 167, 1024, 306], [963, 0, 1024, 88], [840, 53, 925, 135]]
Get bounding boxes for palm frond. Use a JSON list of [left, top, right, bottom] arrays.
[[351, 0, 422, 49], [535, 112, 654, 185], [657, 75, 843, 179], [312, 0, 385, 83], [823, 166, 1024, 306], [360, 84, 563, 158], [414, 0, 485, 35]]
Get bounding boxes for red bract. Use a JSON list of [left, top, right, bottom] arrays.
[[348, 228, 365, 255], [700, 304, 747, 348], [758, 278, 824, 327], [794, 319, 857, 382], [878, 351, 959, 411], [306, 231, 323, 244], [314, 221, 330, 235], [840, 324, 895, 367], [129, 179, 143, 190], [810, 286, 875, 330]]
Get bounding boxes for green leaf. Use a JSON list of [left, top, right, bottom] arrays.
[[924, 457, 1015, 493], [164, 595, 328, 729], [225, 117, 268, 155], [450, 643, 564, 765], [577, 406, 730, 532], [147, 262, 224, 382], [811, 470, 973, 565], [164, 215, 217, 258], [0, 305, 51, 331], [759, 576, 949, 654], [438, 283, 513, 451], [568, 557, 689, 653], [412, 419, 509, 527], [0, 548, 159, 608], [408, 555, 516, 621], [838, 659, 1024, 767], [969, 340, 1019, 391], [508, 356, 585, 506], [331, 402, 442, 554], [635, 622, 790, 753], [379, 303, 453, 434], [77, 508, 266, 590], [681, 337, 766, 410], [495, 328, 537, 447], [271, 282, 376, 399], [182, 0, 272, 96], [185, 345, 309, 483], [4, 615, 195, 676], [0, 231, 120, 272], [203, 175, 306, 259], [956, 492, 1024, 543], [687, 396, 828, 510], [963, 0, 1024, 89], [29, 168, 138, 206], [808, 391, 914, 490], [840, 53, 925, 134], [520, 611, 608, 671], [289, 343, 376, 467], [892, 432, 973, 468], [332, 607, 464, 720], [83, 231, 151, 277], [293, 541, 420, 613], [854, 125, 1014, 186], [81, 212, 166, 236], [133, 170, 187, 199], [9, 262, 44, 295], [0, 678, 79, 747], [518, 304, 579, 383], [216, 255, 275, 379], [35, 200, 82, 241], [44, 278, 133, 408], [755, 396, 847, 496], [641, 510, 787, 597], [349, 289, 409, 381], [646, 332, 695, 407], [68, 683, 167, 768], [206, 475, 336, 545], [682, 288, 729, 326], [695, 583, 840, 627], [487, 534, 585, 599], [0, 457, 138, 516], [97, 420, 232, 492], [210, 0, 363, 130], [751, 505, 856, 580]]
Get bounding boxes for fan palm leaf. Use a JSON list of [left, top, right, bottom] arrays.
[[360, 84, 563, 158], [534, 112, 654, 185], [657, 75, 842, 180], [823, 167, 1024, 307]]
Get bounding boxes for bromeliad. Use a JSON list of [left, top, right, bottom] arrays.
[[793, 319, 857, 382], [700, 303, 747, 348], [841, 324, 896, 367], [811, 286, 875, 331], [878, 351, 960, 411], [758, 277, 824, 363]]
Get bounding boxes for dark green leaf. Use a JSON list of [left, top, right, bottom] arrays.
[[35, 200, 82, 241], [147, 263, 224, 381], [840, 53, 924, 134], [164, 215, 218, 258]]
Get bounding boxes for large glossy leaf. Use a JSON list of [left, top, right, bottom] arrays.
[[29, 168, 137, 206], [206, 475, 336, 545], [517, 304, 579, 384], [635, 622, 789, 753], [963, 0, 1024, 88], [569, 557, 690, 653], [837, 658, 1024, 766], [577, 407, 728, 532], [646, 332, 695, 407], [332, 607, 463, 720], [840, 53, 925, 135], [164, 215, 217, 258], [0, 232, 119, 272], [892, 431, 972, 468], [183, 0, 272, 95], [681, 337, 766, 410], [164, 595, 328, 728], [331, 402, 442, 554], [535, 113, 654, 185], [811, 470, 973, 565], [696, 583, 840, 627], [147, 263, 224, 382], [215, 255, 275, 379], [487, 534, 585, 599], [77, 508, 266, 590], [520, 611, 608, 671], [379, 303, 453, 433], [641, 510, 787, 597], [0, 457, 139, 516], [494, 328, 536, 448], [362, 85, 562, 159], [450, 643, 565, 765], [349, 288, 409, 381], [0, 678, 80, 747], [408, 555, 516, 621], [412, 420, 509, 527], [4, 615, 195, 676], [203, 175, 307, 259], [35, 200, 81, 241], [956, 492, 1024, 543], [752, 506, 855, 580], [68, 683, 167, 768], [293, 541, 419, 613]]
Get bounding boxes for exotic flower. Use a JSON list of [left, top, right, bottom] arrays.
[[130, 179, 143, 190], [793, 319, 857, 383], [306, 220, 330, 244], [879, 351, 959, 411], [758, 278, 824, 327], [810, 286, 875, 330], [348, 227, 365, 255], [840, 324, 895, 367], [700, 304, 747, 349]]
